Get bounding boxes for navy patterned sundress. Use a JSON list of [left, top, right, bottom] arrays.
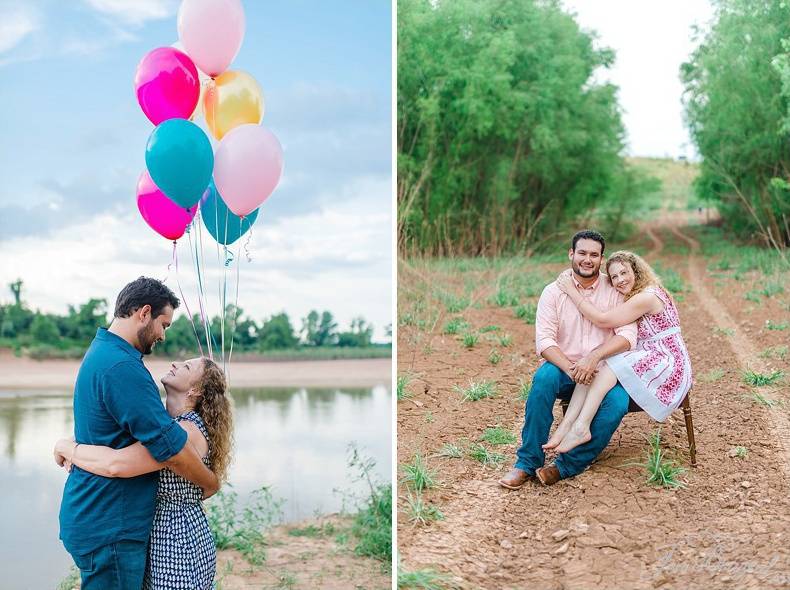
[[143, 411, 216, 590]]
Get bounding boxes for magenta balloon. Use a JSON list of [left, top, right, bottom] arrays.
[[177, 0, 245, 77], [135, 47, 200, 125], [136, 171, 199, 240], [213, 124, 284, 217]]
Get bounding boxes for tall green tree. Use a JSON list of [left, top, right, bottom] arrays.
[[398, 0, 637, 255], [258, 312, 298, 350], [301, 310, 338, 346], [338, 317, 374, 347], [682, 0, 790, 249]]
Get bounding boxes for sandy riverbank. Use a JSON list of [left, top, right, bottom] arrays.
[[0, 351, 391, 390]]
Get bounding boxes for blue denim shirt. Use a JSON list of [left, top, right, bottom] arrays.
[[59, 328, 187, 555]]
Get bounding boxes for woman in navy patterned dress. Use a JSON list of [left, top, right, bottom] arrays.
[[55, 357, 234, 589]]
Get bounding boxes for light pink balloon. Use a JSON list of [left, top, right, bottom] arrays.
[[177, 0, 245, 77], [214, 124, 284, 217], [137, 171, 198, 241]]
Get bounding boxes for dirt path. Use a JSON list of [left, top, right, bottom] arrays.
[[397, 220, 790, 589]]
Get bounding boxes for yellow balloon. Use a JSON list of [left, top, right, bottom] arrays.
[[204, 70, 264, 140]]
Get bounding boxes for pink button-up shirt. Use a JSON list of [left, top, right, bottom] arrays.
[[535, 274, 637, 362]]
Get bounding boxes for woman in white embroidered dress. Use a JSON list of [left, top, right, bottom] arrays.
[[542, 250, 693, 454]]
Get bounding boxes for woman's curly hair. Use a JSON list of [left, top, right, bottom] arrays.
[[605, 250, 668, 301], [192, 358, 234, 483]]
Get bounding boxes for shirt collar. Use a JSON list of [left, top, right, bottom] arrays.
[[96, 327, 143, 360], [572, 273, 601, 291]]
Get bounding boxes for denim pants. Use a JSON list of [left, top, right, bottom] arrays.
[[70, 539, 148, 590], [515, 361, 629, 479]]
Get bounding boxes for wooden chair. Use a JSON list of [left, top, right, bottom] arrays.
[[559, 391, 697, 467]]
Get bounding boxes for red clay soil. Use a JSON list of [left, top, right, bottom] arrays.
[[397, 219, 790, 589]]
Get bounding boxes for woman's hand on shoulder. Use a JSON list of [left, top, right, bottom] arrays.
[[556, 270, 575, 295]]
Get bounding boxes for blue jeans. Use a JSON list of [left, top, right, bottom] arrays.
[[515, 362, 629, 479], [70, 540, 147, 590]]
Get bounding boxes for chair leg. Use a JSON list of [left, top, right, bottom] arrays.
[[681, 394, 697, 467]]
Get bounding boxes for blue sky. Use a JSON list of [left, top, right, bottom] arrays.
[[0, 0, 392, 340]]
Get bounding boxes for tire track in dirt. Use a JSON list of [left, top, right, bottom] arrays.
[[668, 224, 790, 482]]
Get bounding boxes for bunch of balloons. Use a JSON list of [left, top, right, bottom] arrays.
[[134, 0, 283, 246]]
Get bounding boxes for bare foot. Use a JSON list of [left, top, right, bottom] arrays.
[[542, 427, 569, 450], [555, 424, 591, 454]]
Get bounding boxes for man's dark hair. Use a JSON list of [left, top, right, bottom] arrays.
[[571, 229, 606, 254], [114, 277, 180, 319]]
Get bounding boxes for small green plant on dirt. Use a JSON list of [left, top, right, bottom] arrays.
[[517, 379, 530, 401], [744, 290, 762, 303], [748, 390, 780, 408], [627, 430, 686, 489], [397, 374, 413, 401], [654, 264, 688, 294], [397, 565, 457, 590], [57, 567, 80, 590], [403, 491, 444, 526], [490, 286, 520, 307], [400, 453, 438, 491], [498, 333, 513, 347], [488, 348, 502, 365], [713, 326, 735, 336], [514, 302, 537, 324], [461, 331, 479, 348], [442, 294, 470, 313], [467, 443, 506, 467], [742, 369, 784, 387], [480, 426, 517, 445], [760, 345, 789, 360], [765, 320, 789, 331], [443, 317, 468, 335], [479, 324, 500, 333], [708, 259, 732, 271], [454, 380, 497, 401], [759, 280, 785, 298], [206, 484, 283, 565], [287, 522, 336, 538], [347, 445, 391, 568], [701, 367, 725, 383], [424, 411, 435, 424], [436, 442, 463, 459], [731, 446, 748, 459]]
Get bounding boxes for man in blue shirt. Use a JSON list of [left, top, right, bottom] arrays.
[[58, 277, 219, 589]]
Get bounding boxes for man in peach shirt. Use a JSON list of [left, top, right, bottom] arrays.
[[499, 230, 637, 488]]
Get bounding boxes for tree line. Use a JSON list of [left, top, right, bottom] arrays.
[[397, 0, 658, 256], [0, 280, 389, 358], [682, 0, 790, 252]]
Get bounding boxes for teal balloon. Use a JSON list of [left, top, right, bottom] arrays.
[[145, 118, 213, 208], [201, 181, 259, 245]]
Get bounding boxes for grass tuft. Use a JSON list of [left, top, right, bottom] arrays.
[[480, 426, 517, 445], [403, 491, 444, 526], [467, 443, 506, 467], [453, 380, 497, 402], [400, 453, 438, 491], [625, 430, 686, 489], [742, 369, 784, 387], [436, 442, 463, 459], [397, 374, 413, 401], [461, 331, 479, 348]]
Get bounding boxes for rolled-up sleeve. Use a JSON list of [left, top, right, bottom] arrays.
[[614, 321, 638, 351], [101, 361, 187, 462], [535, 285, 560, 357]]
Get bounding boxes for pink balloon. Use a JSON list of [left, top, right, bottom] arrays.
[[137, 171, 199, 240], [214, 124, 284, 217], [135, 47, 200, 125], [177, 0, 245, 77]]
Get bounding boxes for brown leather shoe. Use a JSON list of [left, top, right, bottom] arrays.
[[498, 468, 531, 490], [536, 465, 561, 486]]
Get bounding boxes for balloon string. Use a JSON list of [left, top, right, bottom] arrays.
[[196, 211, 213, 361], [189, 214, 212, 361], [174, 240, 204, 358], [221, 245, 229, 373], [243, 216, 254, 262], [226, 237, 242, 382]]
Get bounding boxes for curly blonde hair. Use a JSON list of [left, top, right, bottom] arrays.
[[192, 358, 234, 483], [605, 250, 666, 301]]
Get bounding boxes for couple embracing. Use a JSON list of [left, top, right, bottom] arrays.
[[500, 230, 693, 488], [54, 277, 233, 589]]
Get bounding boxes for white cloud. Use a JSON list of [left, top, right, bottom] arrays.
[[562, 0, 714, 158], [82, 0, 178, 25], [0, 175, 393, 340], [0, 8, 38, 53]]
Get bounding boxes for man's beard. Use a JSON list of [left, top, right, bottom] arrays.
[[137, 322, 158, 355], [572, 260, 600, 278]]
